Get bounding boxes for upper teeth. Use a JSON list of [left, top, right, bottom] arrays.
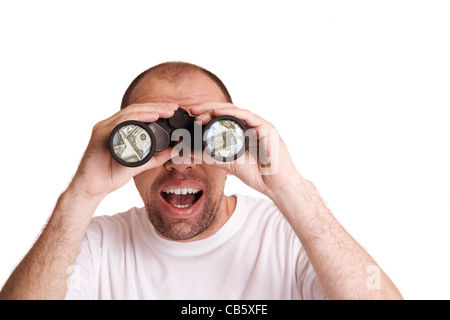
[[163, 188, 201, 195]]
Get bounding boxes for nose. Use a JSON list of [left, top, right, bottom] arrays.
[[163, 156, 196, 173]]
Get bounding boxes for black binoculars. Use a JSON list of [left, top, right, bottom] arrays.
[[109, 108, 249, 167]]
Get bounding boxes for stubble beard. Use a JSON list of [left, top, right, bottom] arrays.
[[145, 174, 225, 241]]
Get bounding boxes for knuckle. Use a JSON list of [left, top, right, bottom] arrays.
[[92, 121, 104, 133], [266, 121, 276, 129]]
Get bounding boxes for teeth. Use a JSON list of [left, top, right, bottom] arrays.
[[173, 204, 192, 209], [163, 188, 201, 195]]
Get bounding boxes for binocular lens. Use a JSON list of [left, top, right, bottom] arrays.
[[110, 121, 155, 166], [204, 118, 246, 161]]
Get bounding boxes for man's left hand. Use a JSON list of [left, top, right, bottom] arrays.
[[190, 103, 302, 198]]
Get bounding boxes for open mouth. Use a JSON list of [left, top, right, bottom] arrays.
[[160, 188, 204, 209]]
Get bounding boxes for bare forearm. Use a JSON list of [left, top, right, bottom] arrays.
[[0, 189, 101, 300], [268, 174, 402, 300]]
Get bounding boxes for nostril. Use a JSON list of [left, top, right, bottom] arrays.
[[163, 159, 194, 172]]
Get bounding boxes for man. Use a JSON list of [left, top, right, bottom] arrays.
[[0, 62, 402, 300]]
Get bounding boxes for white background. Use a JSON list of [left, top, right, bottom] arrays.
[[0, 0, 449, 300]]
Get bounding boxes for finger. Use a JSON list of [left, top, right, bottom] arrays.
[[194, 105, 239, 124], [122, 102, 179, 114], [118, 103, 178, 119], [144, 148, 174, 170], [207, 107, 272, 129], [194, 110, 215, 124], [189, 103, 235, 116], [95, 111, 160, 135], [112, 109, 174, 125], [191, 148, 231, 171], [105, 103, 179, 124], [195, 106, 268, 129], [104, 106, 178, 130], [93, 111, 171, 147], [122, 148, 174, 177]]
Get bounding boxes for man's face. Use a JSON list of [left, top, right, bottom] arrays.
[[131, 71, 229, 241]]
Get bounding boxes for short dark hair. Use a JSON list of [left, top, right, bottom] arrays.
[[120, 61, 232, 109]]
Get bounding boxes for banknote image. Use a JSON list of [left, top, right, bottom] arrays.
[[112, 124, 151, 163], [206, 120, 245, 158]]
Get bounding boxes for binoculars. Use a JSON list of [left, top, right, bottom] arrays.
[[109, 108, 249, 167]]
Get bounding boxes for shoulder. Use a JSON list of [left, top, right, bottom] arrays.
[[235, 194, 298, 243], [89, 207, 145, 231], [236, 194, 289, 224], [84, 207, 149, 247]]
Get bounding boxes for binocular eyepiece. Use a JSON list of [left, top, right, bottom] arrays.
[[109, 108, 249, 167]]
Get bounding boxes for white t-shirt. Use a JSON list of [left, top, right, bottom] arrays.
[[65, 194, 326, 300]]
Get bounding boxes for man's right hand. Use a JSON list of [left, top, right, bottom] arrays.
[[0, 103, 180, 300], [68, 103, 178, 200]]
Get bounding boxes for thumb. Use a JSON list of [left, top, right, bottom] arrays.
[[128, 148, 174, 176]]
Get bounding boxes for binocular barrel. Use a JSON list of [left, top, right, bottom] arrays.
[[109, 108, 249, 167]]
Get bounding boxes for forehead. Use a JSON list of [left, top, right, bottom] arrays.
[[129, 71, 228, 108]]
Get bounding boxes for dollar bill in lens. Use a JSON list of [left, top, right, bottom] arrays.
[[113, 124, 151, 163], [206, 120, 244, 158]]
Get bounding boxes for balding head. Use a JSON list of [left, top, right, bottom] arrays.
[[121, 62, 232, 109]]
